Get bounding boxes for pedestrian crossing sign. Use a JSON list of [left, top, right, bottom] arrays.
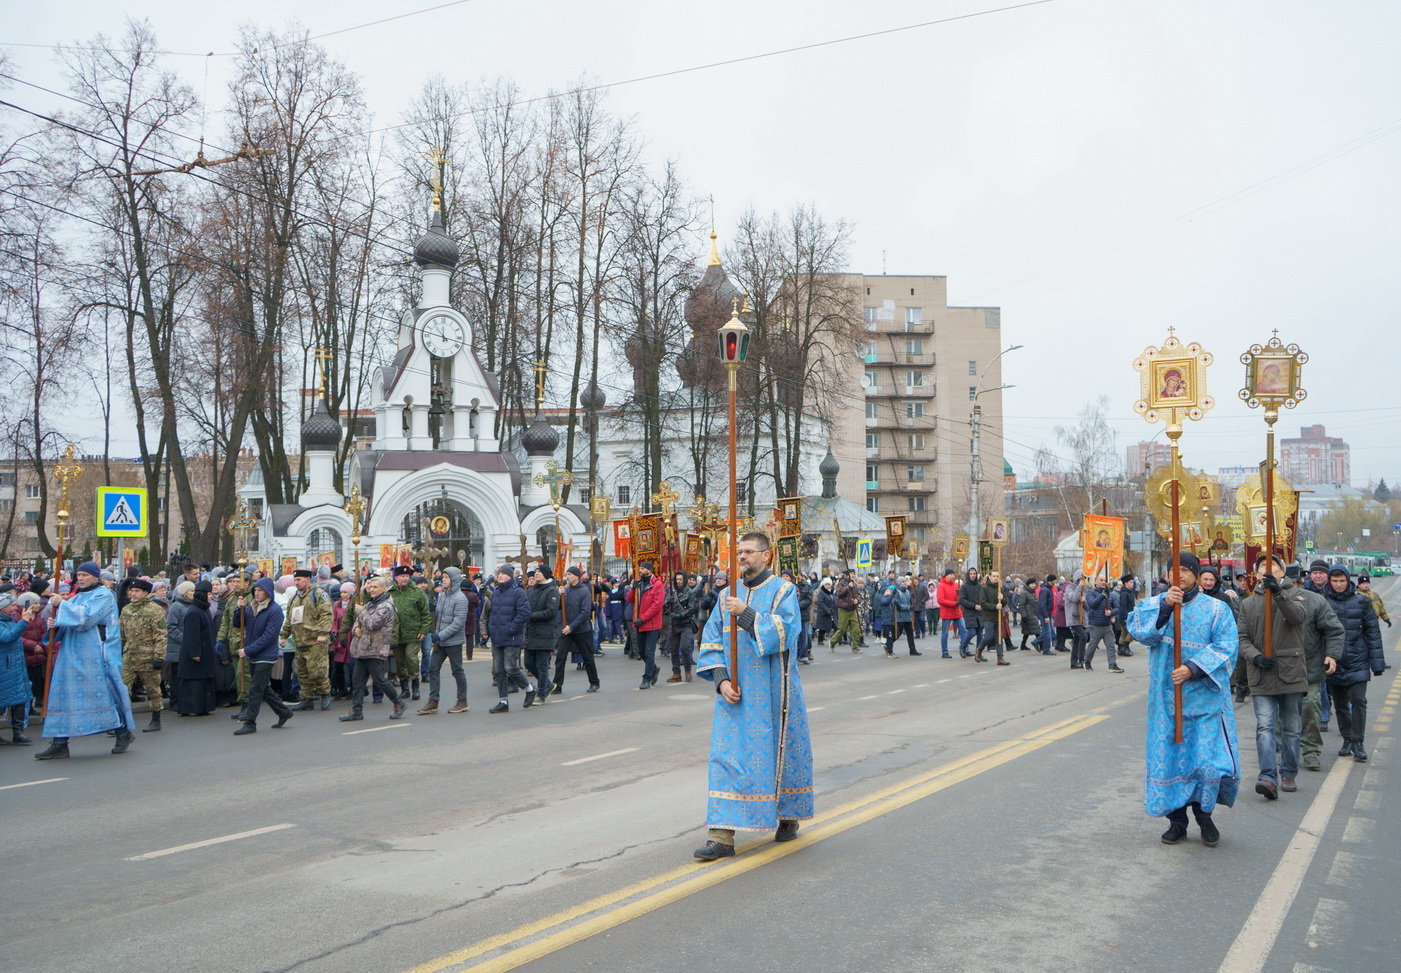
[[96, 487, 147, 537], [856, 538, 873, 570]]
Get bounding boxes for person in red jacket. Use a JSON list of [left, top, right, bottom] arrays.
[[627, 561, 666, 690], [935, 569, 966, 659]]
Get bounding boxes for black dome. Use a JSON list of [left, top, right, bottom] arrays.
[[301, 398, 342, 451], [580, 381, 606, 411], [522, 415, 558, 456], [819, 446, 840, 477], [413, 209, 459, 271]]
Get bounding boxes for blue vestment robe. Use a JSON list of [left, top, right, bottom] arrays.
[[697, 573, 814, 831], [44, 584, 133, 738], [1128, 590, 1240, 816]]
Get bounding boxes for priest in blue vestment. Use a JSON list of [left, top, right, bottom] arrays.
[[34, 562, 135, 760], [693, 531, 813, 861], [1129, 551, 1240, 847]]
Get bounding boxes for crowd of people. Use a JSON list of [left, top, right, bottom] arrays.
[[0, 553, 1389, 799]]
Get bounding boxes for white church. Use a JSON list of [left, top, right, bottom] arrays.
[[242, 198, 590, 574]]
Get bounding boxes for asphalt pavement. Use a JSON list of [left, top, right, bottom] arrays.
[[4, 575, 1398, 973]]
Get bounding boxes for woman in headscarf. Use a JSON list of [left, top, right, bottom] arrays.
[[176, 580, 218, 716]]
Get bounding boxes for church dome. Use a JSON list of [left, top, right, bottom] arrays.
[[301, 398, 342, 452], [413, 209, 459, 271], [819, 447, 840, 478], [580, 381, 606, 411], [521, 415, 558, 456]]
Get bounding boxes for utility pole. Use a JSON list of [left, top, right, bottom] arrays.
[[965, 344, 1022, 570]]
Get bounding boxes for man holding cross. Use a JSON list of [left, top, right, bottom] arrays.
[[1128, 551, 1241, 847], [692, 531, 813, 861]]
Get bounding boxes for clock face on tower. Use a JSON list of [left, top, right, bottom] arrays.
[[419, 313, 466, 358]]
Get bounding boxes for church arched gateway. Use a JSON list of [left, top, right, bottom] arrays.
[[399, 497, 485, 570]]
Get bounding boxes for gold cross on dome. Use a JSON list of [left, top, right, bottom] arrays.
[[424, 145, 447, 209], [314, 346, 333, 395], [534, 360, 548, 411]]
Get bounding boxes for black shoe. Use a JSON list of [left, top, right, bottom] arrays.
[[1161, 825, 1188, 844], [9, 729, 31, 745], [638, 679, 651, 690], [231, 711, 247, 721], [586, 684, 600, 693], [233, 724, 256, 735], [1338, 741, 1354, 757], [319, 695, 331, 711], [1353, 741, 1368, 762], [143, 713, 161, 732], [35, 742, 69, 760], [488, 701, 508, 714], [390, 701, 407, 719], [274, 711, 293, 729], [523, 690, 536, 708], [111, 731, 134, 755], [1119, 649, 1134, 657], [1199, 817, 1220, 847], [1109, 666, 1125, 673], [411, 690, 421, 700], [693, 840, 736, 861], [1070, 663, 1083, 669], [909, 650, 922, 656], [291, 700, 314, 711], [775, 821, 799, 842], [338, 713, 363, 722]]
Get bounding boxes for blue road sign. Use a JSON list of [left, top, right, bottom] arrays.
[[96, 487, 147, 537]]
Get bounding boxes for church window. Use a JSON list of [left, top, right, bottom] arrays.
[[617, 485, 630, 506]]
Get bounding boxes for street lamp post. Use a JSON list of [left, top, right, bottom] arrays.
[[966, 345, 1021, 568], [717, 302, 751, 690]]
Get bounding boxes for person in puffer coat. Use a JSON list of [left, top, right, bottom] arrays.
[[1321, 565, 1384, 761]]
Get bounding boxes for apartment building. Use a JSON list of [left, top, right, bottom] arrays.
[[853, 274, 1004, 548]]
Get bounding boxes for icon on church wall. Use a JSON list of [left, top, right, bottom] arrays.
[[430, 515, 450, 536]]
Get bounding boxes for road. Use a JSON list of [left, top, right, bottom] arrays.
[[4, 575, 1399, 973]]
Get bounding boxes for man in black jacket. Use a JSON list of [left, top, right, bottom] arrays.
[[551, 566, 600, 696], [664, 571, 700, 683], [957, 568, 985, 658], [522, 566, 560, 708]]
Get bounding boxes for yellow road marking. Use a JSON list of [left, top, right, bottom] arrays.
[[402, 712, 1107, 973]]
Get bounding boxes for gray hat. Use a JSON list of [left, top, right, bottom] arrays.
[[444, 566, 462, 584], [0, 589, 16, 613]]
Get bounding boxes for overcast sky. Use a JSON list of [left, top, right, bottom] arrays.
[[6, 0, 1399, 488]]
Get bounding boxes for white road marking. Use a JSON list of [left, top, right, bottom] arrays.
[[342, 723, 412, 735], [913, 683, 929, 688], [857, 694, 881, 700], [1216, 757, 1355, 973], [1305, 897, 1348, 950], [0, 777, 67, 791], [807, 706, 826, 712], [1340, 817, 1374, 844], [125, 823, 295, 861], [666, 694, 709, 701], [886, 689, 906, 695], [936, 679, 952, 684], [561, 747, 639, 767]]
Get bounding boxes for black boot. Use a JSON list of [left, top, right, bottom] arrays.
[[9, 714, 31, 745], [111, 730, 134, 754], [35, 739, 69, 760], [143, 711, 162, 733]]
